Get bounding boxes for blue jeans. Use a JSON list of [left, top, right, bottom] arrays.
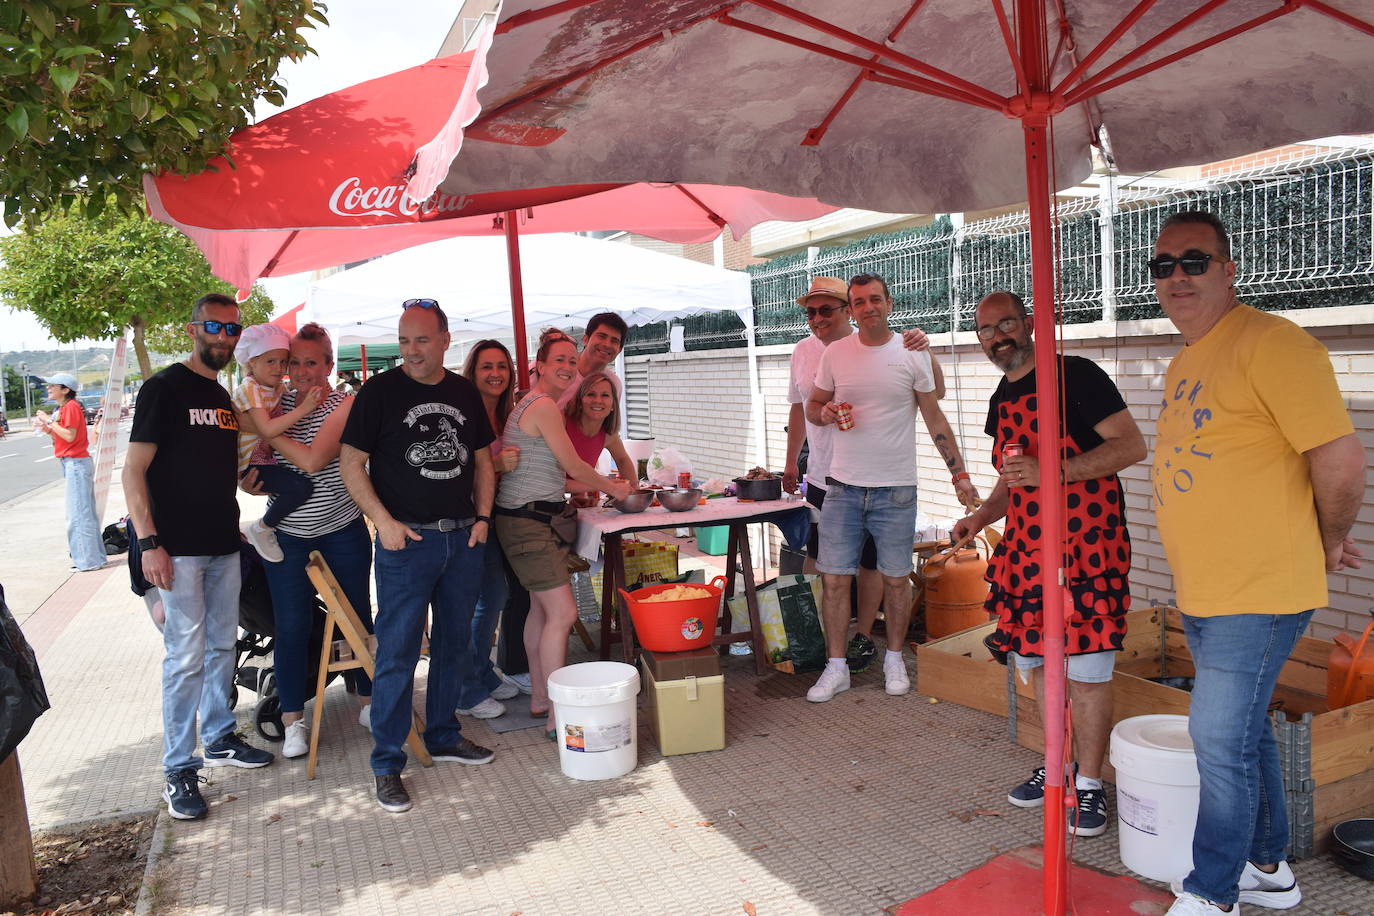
[[159, 553, 241, 774], [253, 464, 314, 529], [815, 480, 918, 577], [261, 517, 372, 714], [62, 456, 106, 570], [457, 537, 509, 708], [1180, 610, 1314, 906], [370, 529, 485, 775]]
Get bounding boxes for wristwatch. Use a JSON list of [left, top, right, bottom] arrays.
[[475, 515, 492, 525], [137, 535, 162, 551]]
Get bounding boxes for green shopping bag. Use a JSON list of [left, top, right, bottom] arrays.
[[728, 575, 827, 673]]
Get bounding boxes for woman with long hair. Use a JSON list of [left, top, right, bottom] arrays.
[[562, 371, 637, 504], [494, 336, 631, 721]]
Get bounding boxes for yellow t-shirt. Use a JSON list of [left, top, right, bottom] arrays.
[[1154, 305, 1353, 616]]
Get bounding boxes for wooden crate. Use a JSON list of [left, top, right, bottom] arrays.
[[916, 606, 1374, 856]]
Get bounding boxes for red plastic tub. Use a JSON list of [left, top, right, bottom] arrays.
[[620, 576, 727, 652]]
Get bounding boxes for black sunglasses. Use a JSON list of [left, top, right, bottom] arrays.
[[804, 304, 848, 318], [190, 320, 243, 336], [402, 298, 440, 310], [975, 316, 1024, 340], [1147, 252, 1216, 279]]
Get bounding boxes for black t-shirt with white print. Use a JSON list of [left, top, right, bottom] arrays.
[[341, 367, 494, 524], [129, 362, 241, 556]]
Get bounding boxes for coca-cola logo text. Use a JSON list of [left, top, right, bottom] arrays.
[[328, 177, 472, 219]]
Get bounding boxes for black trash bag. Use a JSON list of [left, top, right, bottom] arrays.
[[0, 584, 51, 764], [103, 518, 130, 555]]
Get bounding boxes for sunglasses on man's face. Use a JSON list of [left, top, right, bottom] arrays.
[[402, 298, 440, 310], [804, 304, 848, 319], [190, 320, 243, 336], [1147, 251, 1217, 280]]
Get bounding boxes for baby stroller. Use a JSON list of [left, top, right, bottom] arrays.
[[127, 521, 336, 742]]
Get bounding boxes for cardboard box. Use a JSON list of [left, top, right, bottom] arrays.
[[915, 606, 1374, 856], [641, 659, 725, 756], [642, 647, 721, 682]]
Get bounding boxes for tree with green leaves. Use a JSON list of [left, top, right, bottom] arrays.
[[1, 0, 327, 227], [0, 209, 272, 377]]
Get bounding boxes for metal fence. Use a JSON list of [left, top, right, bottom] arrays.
[[622, 149, 1374, 353]]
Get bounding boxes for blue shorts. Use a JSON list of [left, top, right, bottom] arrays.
[[1010, 650, 1117, 683], [815, 479, 917, 578]]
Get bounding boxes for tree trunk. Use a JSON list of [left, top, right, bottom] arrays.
[[0, 752, 37, 909], [129, 315, 153, 379]]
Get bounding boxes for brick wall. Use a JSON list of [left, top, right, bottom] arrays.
[[628, 312, 1374, 640]]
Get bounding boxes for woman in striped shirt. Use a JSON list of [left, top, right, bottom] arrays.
[[252, 323, 375, 760]]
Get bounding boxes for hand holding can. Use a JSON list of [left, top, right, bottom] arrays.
[[834, 401, 855, 431]]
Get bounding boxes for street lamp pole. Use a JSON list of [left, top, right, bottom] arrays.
[[19, 362, 31, 424]]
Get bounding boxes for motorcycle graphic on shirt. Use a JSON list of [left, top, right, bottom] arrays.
[[402, 405, 471, 480]]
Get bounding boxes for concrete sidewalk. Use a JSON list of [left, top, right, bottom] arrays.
[[6, 460, 1369, 914]]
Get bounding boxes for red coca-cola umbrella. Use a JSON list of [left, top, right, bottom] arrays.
[[142, 41, 834, 373], [436, 1, 1374, 910]]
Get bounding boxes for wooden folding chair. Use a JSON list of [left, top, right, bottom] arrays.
[[303, 550, 433, 780]]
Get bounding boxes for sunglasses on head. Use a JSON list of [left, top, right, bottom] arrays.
[[1147, 251, 1216, 279], [804, 304, 848, 318], [402, 298, 440, 310], [190, 320, 243, 336]]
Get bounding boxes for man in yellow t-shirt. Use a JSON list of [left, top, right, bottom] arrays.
[[1152, 212, 1365, 916]]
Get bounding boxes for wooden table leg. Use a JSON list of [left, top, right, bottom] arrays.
[[732, 522, 769, 675], [597, 533, 620, 660]]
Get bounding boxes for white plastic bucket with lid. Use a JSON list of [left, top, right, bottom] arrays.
[[546, 661, 640, 781], [1110, 714, 1200, 882]]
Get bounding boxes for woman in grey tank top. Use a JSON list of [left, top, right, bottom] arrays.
[[494, 336, 631, 720]]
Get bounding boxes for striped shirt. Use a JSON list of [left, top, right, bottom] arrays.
[[268, 390, 361, 538], [496, 393, 566, 508]]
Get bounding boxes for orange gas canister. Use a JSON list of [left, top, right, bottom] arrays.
[[1327, 612, 1374, 710], [922, 537, 993, 639]]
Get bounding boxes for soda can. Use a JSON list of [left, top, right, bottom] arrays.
[[1002, 443, 1024, 458], [678, 471, 693, 488], [834, 402, 855, 431]]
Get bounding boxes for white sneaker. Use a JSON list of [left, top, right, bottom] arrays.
[[806, 666, 850, 703], [1238, 861, 1300, 909], [282, 721, 309, 759], [490, 680, 520, 701], [1166, 892, 1239, 915], [241, 518, 284, 563], [358, 704, 371, 732], [884, 657, 911, 696], [506, 672, 534, 695], [455, 697, 506, 719]]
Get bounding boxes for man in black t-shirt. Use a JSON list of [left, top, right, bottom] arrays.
[[123, 293, 275, 822], [953, 291, 1145, 839], [340, 300, 496, 814]]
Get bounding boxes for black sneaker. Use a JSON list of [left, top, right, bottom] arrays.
[[163, 768, 208, 820], [845, 633, 877, 673], [204, 732, 275, 768], [428, 737, 494, 765], [375, 774, 412, 813], [1069, 787, 1109, 837]]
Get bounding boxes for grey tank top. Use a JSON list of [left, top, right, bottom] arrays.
[[496, 392, 567, 508]]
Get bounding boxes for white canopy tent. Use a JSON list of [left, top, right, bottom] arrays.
[[304, 232, 767, 466]]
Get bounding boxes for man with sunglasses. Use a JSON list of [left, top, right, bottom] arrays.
[[340, 298, 497, 814], [952, 290, 1144, 839], [804, 273, 977, 703], [123, 293, 275, 822], [1152, 213, 1365, 916]]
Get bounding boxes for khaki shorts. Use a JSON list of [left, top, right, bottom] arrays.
[[494, 512, 570, 593]]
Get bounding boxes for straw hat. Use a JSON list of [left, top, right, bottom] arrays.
[[795, 276, 849, 307]]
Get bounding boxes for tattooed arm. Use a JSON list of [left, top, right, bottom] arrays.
[[916, 389, 978, 506]]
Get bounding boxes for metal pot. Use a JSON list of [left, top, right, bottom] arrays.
[[733, 476, 781, 501], [1332, 818, 1374, 880]]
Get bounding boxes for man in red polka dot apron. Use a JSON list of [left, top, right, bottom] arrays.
[[953, 291, 1146, 839]]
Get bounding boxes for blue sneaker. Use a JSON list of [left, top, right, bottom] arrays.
[[162, 769, 208, 820], [204, 732, 274, 768], [1069, 787, 1108, 837]]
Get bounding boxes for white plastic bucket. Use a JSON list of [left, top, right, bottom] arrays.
[[547, 662, 640, 781], [1110, 714, 1200, 883]]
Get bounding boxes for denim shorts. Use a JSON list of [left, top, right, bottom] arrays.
[[805, 484, 877, 569], [815, 479, 918, 577], [1010, 649, 1117, 683]]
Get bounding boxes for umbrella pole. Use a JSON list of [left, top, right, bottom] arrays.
[[1016, 2, 1069, 912], [360, 344, 368, 380], [504, 210, 529, 379]]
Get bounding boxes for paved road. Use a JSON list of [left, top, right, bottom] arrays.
[[0, 419, 131, 505]]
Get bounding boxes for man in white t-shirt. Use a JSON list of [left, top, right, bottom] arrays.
[[556, 312, 627, 408], [784, 275, 943, 674], [805, 273, 978, 701]]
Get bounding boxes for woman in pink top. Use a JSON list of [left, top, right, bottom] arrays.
[[562, 372, 637, 505], [35, 373, 106, 571]]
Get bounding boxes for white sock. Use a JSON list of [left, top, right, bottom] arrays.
[[885, 649, 904, 665], [1076, 774, 1103, 791], [826, 657, 847, 672]]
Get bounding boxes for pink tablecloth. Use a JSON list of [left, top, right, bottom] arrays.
[[574, 495, 808, 561]]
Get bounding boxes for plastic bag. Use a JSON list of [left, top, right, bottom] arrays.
[[0, 584, 51, 764], [728, 575, 827, 673], [648, 446, 693, 488]]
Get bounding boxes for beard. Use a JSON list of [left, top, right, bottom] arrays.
[[988, 337, 1032, 373], [197, 336, 236, 372]]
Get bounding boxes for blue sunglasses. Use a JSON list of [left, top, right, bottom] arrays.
[[190, 320, 243, 336]]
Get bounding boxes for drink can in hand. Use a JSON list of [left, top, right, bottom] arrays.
[[1003, 443, 1024, 458], [834, 402, 855, 431]]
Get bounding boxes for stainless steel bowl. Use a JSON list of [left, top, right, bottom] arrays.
[[607, 489, 654, 513], [657, 487, 703, 511]]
